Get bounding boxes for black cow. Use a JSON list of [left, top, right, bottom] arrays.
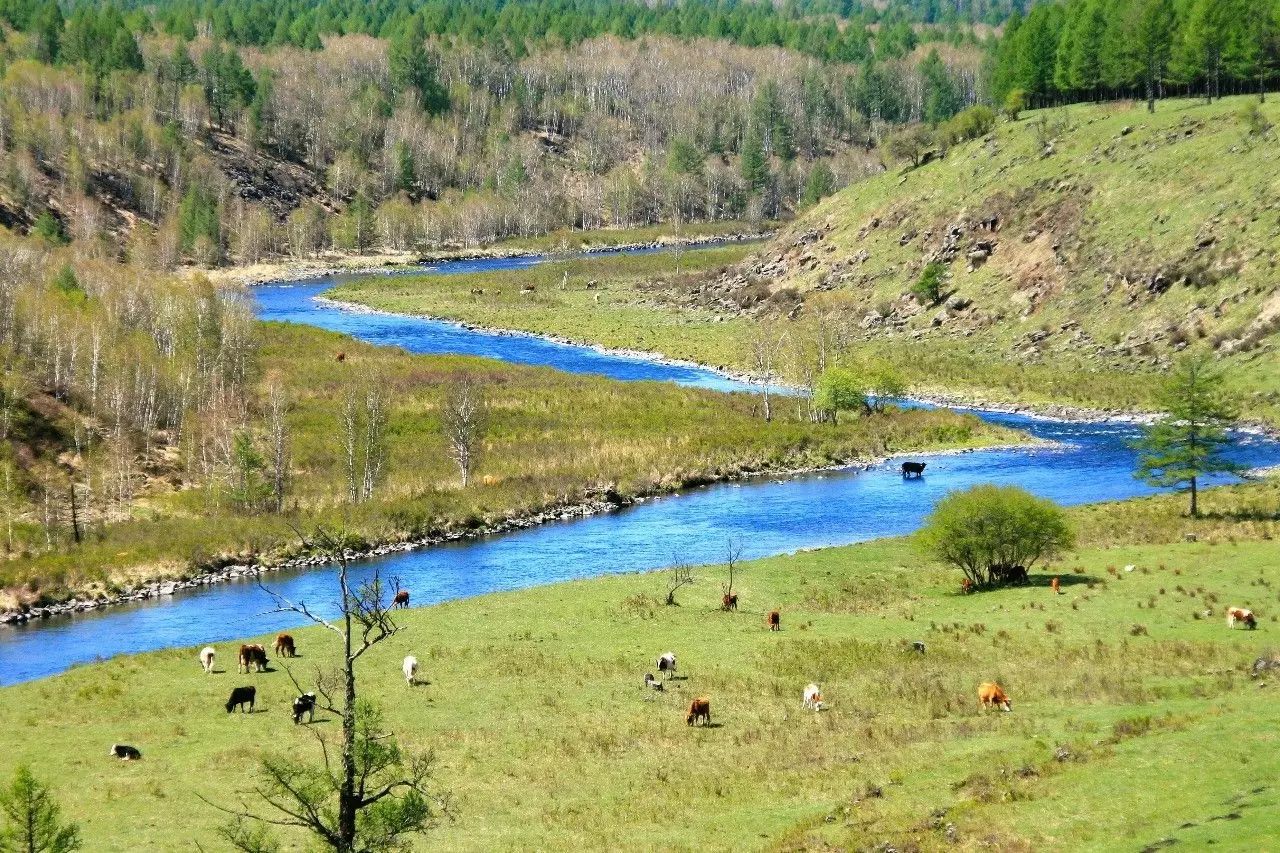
[[901, 461, 927, 478], [225, 685, 257, 714], [109, 744, 142, 760], [292, 692, 316, 724]]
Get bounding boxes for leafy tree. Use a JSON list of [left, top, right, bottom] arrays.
[[920, 49, 963, 123], [31, 211, 67, 245], [866, 361, 908, 412], [177, 184, 221, 256], [230, 432, 272, 512], [739, 125, 768, 191], [666, 137, 703, 177], [1133, 0, 1176, 112], [1178, 0, 1233, 102], [918, 484, 1074, 588], [800, 162, 835, 208], [389, 16, 448, 114], [813, 367, 867, 424], [0, 765, 81, 853], [912, 261, 945, 305], [884, 123, 935, 168], [1133, 355, 1245, 516], [1002, 88, 1028, 120]]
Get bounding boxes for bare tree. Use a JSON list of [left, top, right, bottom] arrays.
[[267, 383, 290, 513], [749, 320, 787, 423], [360, 386, 388, 502], [213, 526, 450, 852], [721, 538, 743, 609], [441, 375, 487, 488], [664, 556, 695, 606], [340, 383, 390, 504]]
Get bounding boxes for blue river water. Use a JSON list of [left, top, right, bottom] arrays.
[[2, 247, 1277, 686]]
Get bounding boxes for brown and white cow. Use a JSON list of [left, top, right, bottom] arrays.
[[978, 681, 1012, 712], [1227, 607, 1258, 630], [238, 644, 268, 673], [802, 683, 824, 711], [686, 697, 712, 726], [274, 633, 296, 658]]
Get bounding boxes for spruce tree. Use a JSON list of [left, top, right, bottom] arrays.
[[0, 765, 81, 853]]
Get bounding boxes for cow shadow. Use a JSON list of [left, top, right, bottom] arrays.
[[692, 722, 724, 729], [1028, 574, 1098, 588]]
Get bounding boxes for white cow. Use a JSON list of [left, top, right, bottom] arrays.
[[199, 646, 216, 674], [403, 655, 418, 687], [657, 652, 677, 678], [803, 683, 824, 711]]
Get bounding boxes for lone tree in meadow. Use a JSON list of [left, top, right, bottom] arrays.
[[1133, 355, 1244, 516], [814, 367, 867, 424], [214, 526, 450, 852], [0, 765, 81, 852], [442, 374, 488, 488], [918, 484, 1074, 589]]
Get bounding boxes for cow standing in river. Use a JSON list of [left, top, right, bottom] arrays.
[[901, 461, 927, 478]]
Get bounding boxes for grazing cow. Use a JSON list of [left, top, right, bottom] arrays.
[[911, 640, 927, 654], [274, 633, 296, 658], [802, 683, 824, 711], [901, 461, 927, 479], [393, 590, 410, 609], [199, 646, 216, 674], [1051, 577, 1061, 595], [657, 652, 678, 678], [960, 578, 974, 595], [978, 681, 1012, 712], [292, 692, 317, 724], [1227, 607, 1258, 630], [225, 686, 257, 714], [403, 655, 418, 686], [767, 610, 781, 631], [686, 697, 712, 726], [470, 288, 484, 295], [722, 593, 738, 611], [109, 744, 142, 761], [336, 352, 346, 363], [238, 644, 268, 673], [643, 673, 664, 692]]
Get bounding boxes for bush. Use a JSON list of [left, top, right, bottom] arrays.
[[917, 484, 1074, 588], [1238, 103, 1274, 140], [1003, 89, 1027, 121], [912, 262, 946, 305], [940, 105, 996, 147], [884, 123, 936, 168]]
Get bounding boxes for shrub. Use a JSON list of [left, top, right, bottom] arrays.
[[1003, 89, 1028, 121], [1238, 103, 1274, 139], [912, 262, 946, 306], [940, 105, 996, 147], [917, 484, 1075, 588]]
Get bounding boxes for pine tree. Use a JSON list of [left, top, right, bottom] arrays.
[[1180, 0, 1233, 102], [389, 16, 449, 114], [740, 125, 768, 192], [1133, 0, 1176, 112], [800, 162, 835, 207], [0, 765, 81, 853]]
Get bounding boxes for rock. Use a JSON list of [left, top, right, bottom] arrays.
[[947, 295, 972, 310]]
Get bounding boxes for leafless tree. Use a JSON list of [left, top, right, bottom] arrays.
[[749, 320, 787, 423], [441, 375, 487, 488], [721, 538, 744, 609], [211, 525, 450, 852], [267, 383, 290, 513], [340, 383, 389, 504], [664, 556, 695, 606]]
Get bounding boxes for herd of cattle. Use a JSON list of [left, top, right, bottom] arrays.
[[104, 585, 1268, 760]]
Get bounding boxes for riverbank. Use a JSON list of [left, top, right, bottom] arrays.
[[1, 482, 1276, 849]]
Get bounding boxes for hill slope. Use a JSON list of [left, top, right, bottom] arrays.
[[703, 96, 1280, 419]]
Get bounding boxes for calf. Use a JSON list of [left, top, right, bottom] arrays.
[[802, 683, 824, 711], [109, 744, 142, 761], [238, 644, 268, 673], [978, 681, 1012, 712], [657, 652, 677, 678], [686, 697, 712, 726], [767, 610, 781, 631], [722, 593, 738, 611], [274, 633, 296, 658], [403, 655, 418, 686], [225, 686, 257, 714], [199, 646, 216, 674], [393, 590, 411, 609], [643, 673, 664, 692], [1227, 607, 1258, 630], [292, 692, 317, 724]]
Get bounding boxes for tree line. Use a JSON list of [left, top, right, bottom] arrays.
[[989, 0, 1279, 112]]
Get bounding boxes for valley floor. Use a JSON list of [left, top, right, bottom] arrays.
[[2, 482, 1278, 849]]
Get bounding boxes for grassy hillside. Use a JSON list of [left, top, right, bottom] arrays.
[[1, 481, 1277, 849], [2, 318, 1015, 610]]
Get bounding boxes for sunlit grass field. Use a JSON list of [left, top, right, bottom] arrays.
[[2, 481, 1277, 849]]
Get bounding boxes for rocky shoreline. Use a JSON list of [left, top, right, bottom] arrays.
[[0, 441, 1021, 627]]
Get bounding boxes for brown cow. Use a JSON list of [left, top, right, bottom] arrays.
[[274, 633, 296, 658], [978, 681, 1012, 712], [767, 610, 781, 631], [1051, 577, 1061, 595], [686, 697, 712, 726], [722, 593, 738, 611], [238, 644, 268, 674], [336, 352, 346, 362], [393, 590, 410, 609]]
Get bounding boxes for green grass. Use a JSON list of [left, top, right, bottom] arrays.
[[334, 97, 1280, 424], [2, 481, 1278, 849], [2, 319, 1017, 607], [487, 220, 774, 254]]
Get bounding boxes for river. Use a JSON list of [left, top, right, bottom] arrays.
[[2, 247, 1277, 686]]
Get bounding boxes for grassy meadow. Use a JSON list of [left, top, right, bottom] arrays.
[[2, 319, 1016, 607], [2, 481, 1278, 849]]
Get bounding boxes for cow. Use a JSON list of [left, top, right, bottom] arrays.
[[336, 352, 346, 363], [901, 461, 927, 479], [978, 681, 1012, 712], [238, 644, 268, 673], [109, 744, 142, 760], [292, 692, 317, 724], [910, 640, 927, 654], [1051, 577, 1061, 595], [802, 683, 824, 711], [643, 673, 664, 692], [403, 655, 418, 686], [722, 593, 738, 611], [686, 697, 712, 726], [199, 646, 216, 674], [274, 633, 296, 658], [960, 578, 974, 595], [225, 686, 257, 714], [767, 610, 781, 631], [1227, 607, 1258, 630], [657, 652, 677, 678], [393, 590, 410, 609]]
